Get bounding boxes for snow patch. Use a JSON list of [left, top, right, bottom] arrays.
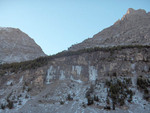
[[60, 70, 65, 80], [46, 66, 58, 84], [72, 65, 82, 76], [132, 90, 145, 105], [131, 63, 136, 70], [70, 76, 82, 83], [131, 63, 137, 87], [19, 76, 23, 83], [6, 80, 13, 86], [144, 65, 149, 72], [75, 66, 82, 76], [128, 110, 133, 113], [89, 66, 98, 81], [46, 66, 55, 84]]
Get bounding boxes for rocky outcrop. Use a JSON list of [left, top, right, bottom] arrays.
[[69, 8, 150, 51], [46, 47, 150, 83], [0, 46, 150, 113], [0, 27, 46, 63]]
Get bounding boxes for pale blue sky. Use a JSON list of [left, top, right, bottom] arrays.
[[0, 0, 150, 55]]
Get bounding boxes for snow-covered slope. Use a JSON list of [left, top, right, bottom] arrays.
[[0, 46, 150, 113]]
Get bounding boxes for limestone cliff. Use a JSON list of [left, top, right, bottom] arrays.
[[0, 46, 150, 113]]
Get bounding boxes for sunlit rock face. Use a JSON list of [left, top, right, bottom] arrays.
[[69, 8, 150, 51], [0, 27, 46, 63]]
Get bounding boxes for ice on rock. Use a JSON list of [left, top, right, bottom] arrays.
[[75, 66, 82, 76], [19, 76, 23, 83], [131, 63, 136, 70], [6, 80, 13, 86], [46, 66, 54, 84], [60, 70, 65, 80], [89, 66, 98, 81], [72, 65, 82, 76], [70, 76, 82, 83]]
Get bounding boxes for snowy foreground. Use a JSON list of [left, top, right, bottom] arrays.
[[0, 78, 150, 113]]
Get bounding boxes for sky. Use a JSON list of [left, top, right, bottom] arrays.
[[0, 0, 150, 55]]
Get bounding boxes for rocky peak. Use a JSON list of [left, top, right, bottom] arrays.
[[69, 8, 150, 51], [126, 8, 135, 14], [126, 8, 146, 15], [121, 8, 147, 21], [0, 27, 46, 63]]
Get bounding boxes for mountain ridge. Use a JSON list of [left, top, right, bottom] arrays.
[[69, 8, 150, 51], [0, 27, 46, 63]]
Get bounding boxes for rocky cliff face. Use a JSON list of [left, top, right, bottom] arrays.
[[46, 47, 150, 83], [0, 8, 150, 113], [69, 8, 150, 51], [0, 27, 46, 63], [0, 46, 150, 113]]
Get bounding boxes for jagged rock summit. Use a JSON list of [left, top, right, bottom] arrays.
[[0, 27, 46, 63], [69, 8, 150, 51]]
